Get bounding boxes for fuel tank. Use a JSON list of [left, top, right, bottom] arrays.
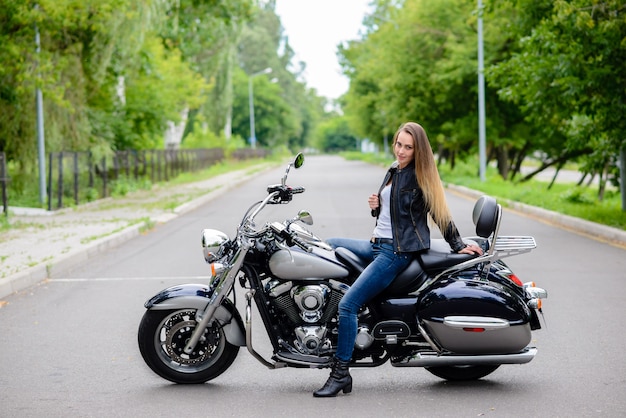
[[418, 278, 532, 354], [269, 247, 349, 280]]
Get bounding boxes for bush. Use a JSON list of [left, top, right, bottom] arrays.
[[561, 187, 594, 205]]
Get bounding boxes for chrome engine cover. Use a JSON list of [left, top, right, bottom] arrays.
[[294, 326, 330, 355], [292, 284, 329, 323]]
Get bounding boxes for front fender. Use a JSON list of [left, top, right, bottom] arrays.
[[144, 283, 245, 347]]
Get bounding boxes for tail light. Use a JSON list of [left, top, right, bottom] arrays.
[[497, 270, 523, 287]]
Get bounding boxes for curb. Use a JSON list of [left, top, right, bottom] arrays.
[[449, 184, 626, 248]]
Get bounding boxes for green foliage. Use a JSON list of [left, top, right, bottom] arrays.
[[0, 0, 256, 190], [118, 36, 211, 150], [232, 3, 327, 152], [488, 0, 626, 185], [341, 0, 481, 154], [341, 151, 392, 166], [85, 187, 99, 203], [316, 117, 359, 152], [438, 157, 626, 229], [110, 176, 151, 198], [181, 122, 223, 149], [0, 214, 9, 231], [230, 67, 300, 150], [339, 0, 624, 206], [561, 187, 595, 205]]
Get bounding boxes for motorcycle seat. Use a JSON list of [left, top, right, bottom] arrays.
[[418, 239, 479, 273], [334, 247, 429, 295], [334, 237, 480, 294]]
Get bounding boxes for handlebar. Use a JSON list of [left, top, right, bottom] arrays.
[[291, 235, 313, 253], [238, 157, 306, 241], [266, 184, 305, 204]]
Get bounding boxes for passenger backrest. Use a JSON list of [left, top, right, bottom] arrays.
[[472, 195, 499, 238]]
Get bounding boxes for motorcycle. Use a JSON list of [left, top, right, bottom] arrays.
[[137, 153, 547, 384]]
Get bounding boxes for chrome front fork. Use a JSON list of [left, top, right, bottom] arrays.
[[182, 246, 246, 354]]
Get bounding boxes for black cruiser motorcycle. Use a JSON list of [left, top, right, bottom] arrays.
[[138, 154, 547, 384]]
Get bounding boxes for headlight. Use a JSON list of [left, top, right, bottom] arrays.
[[201, 229, 229, 263]]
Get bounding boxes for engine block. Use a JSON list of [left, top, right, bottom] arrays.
[[266, 279, 345, 324]]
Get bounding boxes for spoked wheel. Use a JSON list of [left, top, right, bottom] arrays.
[[425, 365, 500, 381], [138, 309, 239, 384]]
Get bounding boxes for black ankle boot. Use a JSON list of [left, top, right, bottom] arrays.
[[313, 359, 352, 397]]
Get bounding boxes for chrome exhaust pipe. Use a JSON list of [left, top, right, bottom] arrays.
[[391, 347, 537, 367]]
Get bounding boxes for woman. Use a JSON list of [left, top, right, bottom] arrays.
[[313, 122, 483, 397]]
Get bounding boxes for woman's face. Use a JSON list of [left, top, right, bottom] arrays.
[[394, 131, 415, 169]]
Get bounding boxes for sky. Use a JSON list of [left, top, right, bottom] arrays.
[[274, 0, 372, 101]]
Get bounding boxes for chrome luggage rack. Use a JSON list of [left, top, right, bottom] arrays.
[[492, 235, 536, 257], [417, 198, 537, 292]]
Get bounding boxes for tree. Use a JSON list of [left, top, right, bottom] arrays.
[[316, 116, 359, 153], [489, 0, 626, 203], [231, 0, 327, 151], [340, 0, 503, 170]]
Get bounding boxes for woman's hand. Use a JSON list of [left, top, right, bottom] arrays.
[[458, 243, 483, 255], [368, 194, 379, 210]]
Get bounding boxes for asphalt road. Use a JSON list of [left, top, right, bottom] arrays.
[[1, 155, 625, 417]]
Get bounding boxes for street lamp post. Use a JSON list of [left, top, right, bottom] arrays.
[[248, 67, 271, 149], [35, 4, 46, 204], [477, 0, 487, 182]]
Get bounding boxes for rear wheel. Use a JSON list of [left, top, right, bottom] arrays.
[[138, 309, 239, 384], [425, 365, 500, 381]]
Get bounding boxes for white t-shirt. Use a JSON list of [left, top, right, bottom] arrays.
[[372, 184, 392, 239]]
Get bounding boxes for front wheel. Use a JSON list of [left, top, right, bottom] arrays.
[[425, 365, 500, 381], [138, 309, 239, 384]]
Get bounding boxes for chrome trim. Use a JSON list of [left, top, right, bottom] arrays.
[[528, 298, 541, 309], [443, 316, 510, 330], [201, 229, 229, 263], [391, 347, 538, 367], [417, 322, 442, 354], [525, 286, 548, 299], [245, 290, 280, 369]]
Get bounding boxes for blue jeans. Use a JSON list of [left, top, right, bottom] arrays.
[[326, 238, 412, 362]]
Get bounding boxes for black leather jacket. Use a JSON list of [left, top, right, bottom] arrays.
[[371, 161, 466, 253]]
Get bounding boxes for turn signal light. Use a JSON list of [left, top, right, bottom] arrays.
[[210, 263, 225, 277]]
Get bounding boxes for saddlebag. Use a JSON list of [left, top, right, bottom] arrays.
[[418, 278, 532, 354]]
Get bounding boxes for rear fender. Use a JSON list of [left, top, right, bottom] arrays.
[[144, 284, 245, 347]]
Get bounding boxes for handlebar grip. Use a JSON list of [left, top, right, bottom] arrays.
[[290, 186, 305, 194], [291, 235, 313, 253]]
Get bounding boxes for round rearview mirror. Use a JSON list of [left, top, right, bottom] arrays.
[[294, 153, 304, 169], [297, 210, 313, 225]]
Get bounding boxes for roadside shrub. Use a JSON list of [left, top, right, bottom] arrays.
[[561, 187, 594, 205]]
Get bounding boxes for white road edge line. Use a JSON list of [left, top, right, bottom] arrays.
[[49, 276, 211, 282]]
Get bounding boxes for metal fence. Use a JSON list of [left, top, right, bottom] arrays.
[[47, 148, 226, 210], [0, 148, 269, 212], [1, 152, 8, 217]]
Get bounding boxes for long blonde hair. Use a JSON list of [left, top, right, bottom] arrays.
[[393, 122, 453, 230]]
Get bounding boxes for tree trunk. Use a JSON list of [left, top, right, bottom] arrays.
[[547, 162, 564, 190], [519, 148, 591, 182], [496, 145, 509, 179], [509, 143, 530, 181]]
